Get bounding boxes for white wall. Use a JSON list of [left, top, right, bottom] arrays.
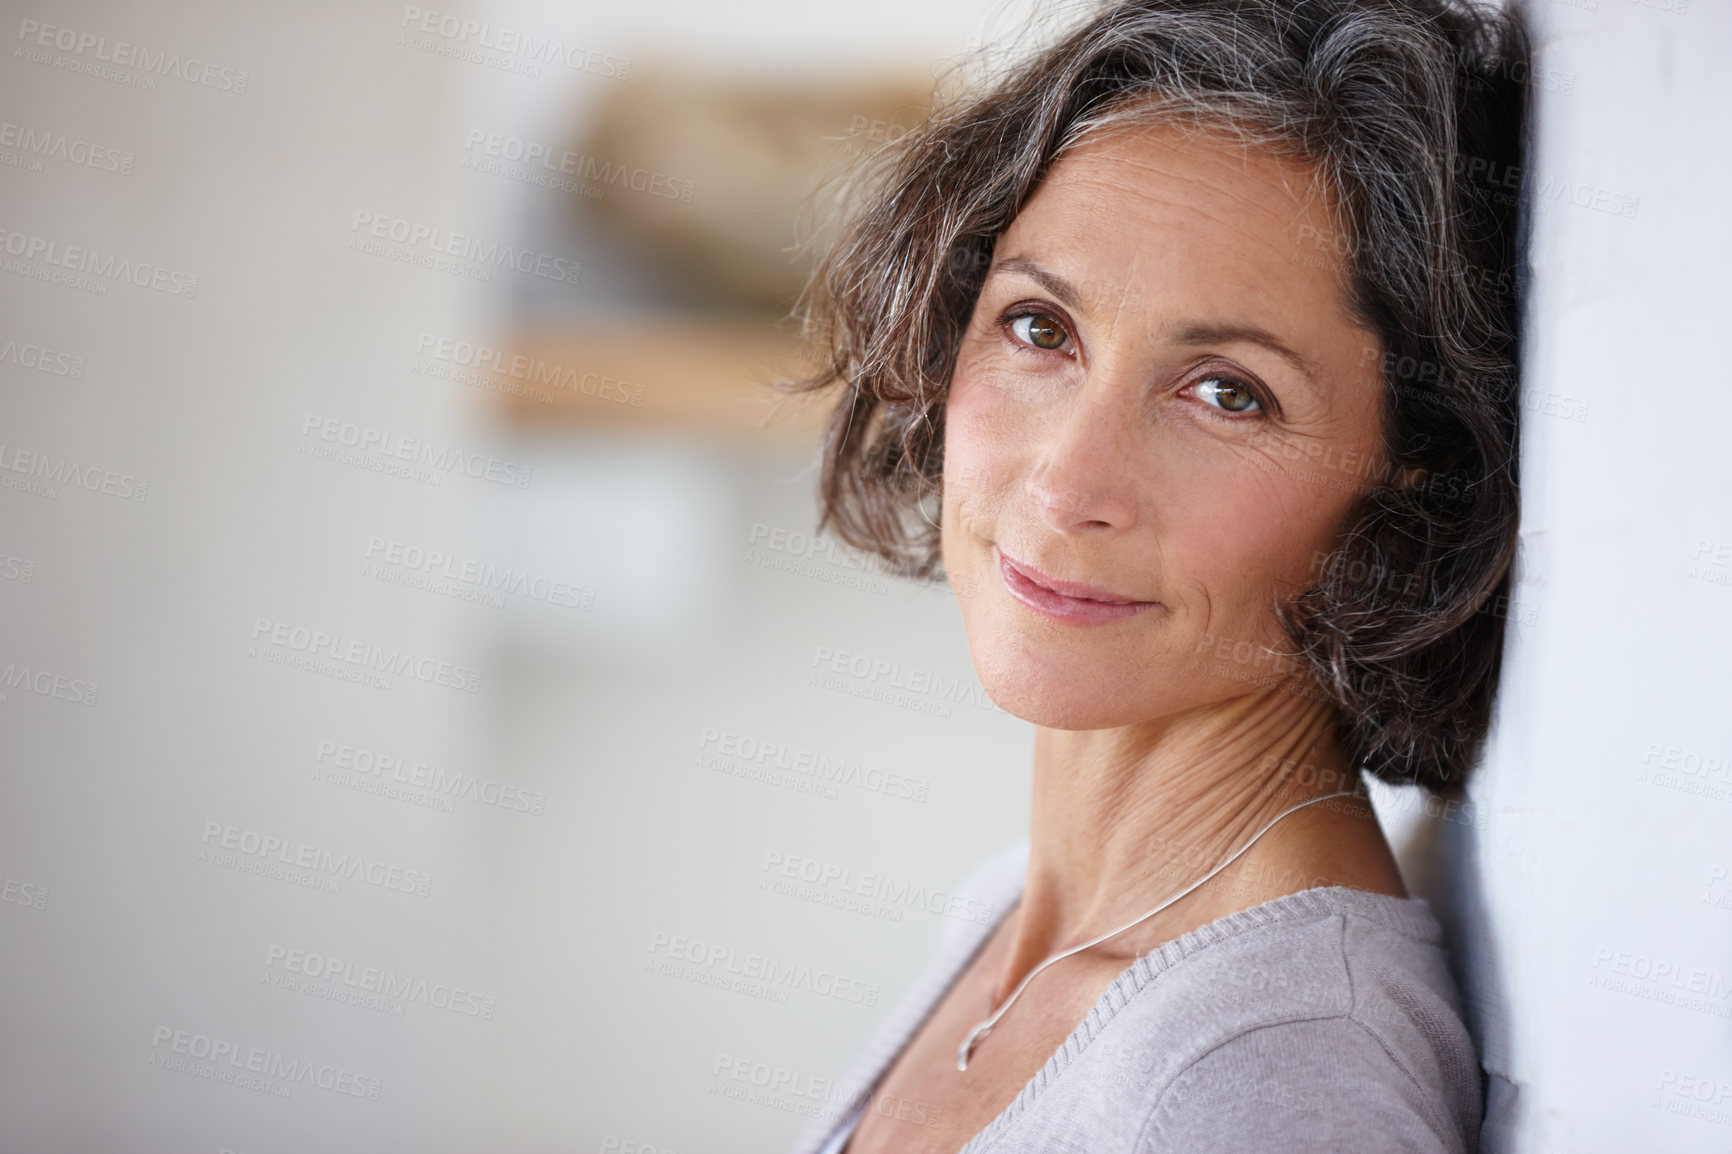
[[0, 4, 497, 1151], [1389, 1, 1732, 1151]]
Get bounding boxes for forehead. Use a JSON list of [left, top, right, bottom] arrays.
[[998, 121, 1355, 322]]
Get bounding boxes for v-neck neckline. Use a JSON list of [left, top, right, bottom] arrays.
[[826, 840, 1439, 1154]]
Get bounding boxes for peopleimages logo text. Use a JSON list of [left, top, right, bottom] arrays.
[[0, 443, 148, 500], [200, 820, 434, 897], [16, 19, 250, 92], [300, 414, 533, 489], [0, 121, 133, 173], [0, 336, 84, 377], [265, 944, 497, 1019], [0, 227, 198, 296], [398, 8, 629, 78], [349, 211, 580, 284], [249, 617, 484, 694], [148, 1026, 380, 1099], [364, 537, 593, 611]]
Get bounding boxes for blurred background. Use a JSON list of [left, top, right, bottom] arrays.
[[2, 1, 1729, 1152]]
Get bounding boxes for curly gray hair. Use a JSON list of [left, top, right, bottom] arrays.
[[781, 0, 1530, 795]]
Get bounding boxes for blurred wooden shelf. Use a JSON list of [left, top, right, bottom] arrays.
[[494, 316, 832, 444]]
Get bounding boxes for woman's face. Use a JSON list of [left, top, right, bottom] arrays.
[[941, 121, 1387, 729]]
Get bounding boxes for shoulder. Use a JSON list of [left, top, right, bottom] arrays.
[[1101, 889, 1480, 1153], [1135, 1014, 1474, 1153]]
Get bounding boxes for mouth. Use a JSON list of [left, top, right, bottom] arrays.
[[996, 547, 1161, 625]]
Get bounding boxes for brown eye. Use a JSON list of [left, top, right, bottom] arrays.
[[1010, 313, 1071, 351], [1194, 376, 1261, 414]]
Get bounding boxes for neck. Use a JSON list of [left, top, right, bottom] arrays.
[[994, 683, 1399, 1008]]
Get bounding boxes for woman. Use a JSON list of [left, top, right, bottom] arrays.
[[780, 0, 1526, 1150]]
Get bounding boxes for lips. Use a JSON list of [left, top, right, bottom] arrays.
[[996, 548, 1159, 625]]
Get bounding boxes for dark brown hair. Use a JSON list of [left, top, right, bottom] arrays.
[[777, 0, 1530, 795]]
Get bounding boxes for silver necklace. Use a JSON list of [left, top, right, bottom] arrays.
[[956, 787, 1363, 1071]]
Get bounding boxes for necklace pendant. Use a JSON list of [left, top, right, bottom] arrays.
[[957, 1022, 990, 1071]]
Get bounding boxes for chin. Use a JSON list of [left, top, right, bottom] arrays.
[[970, 635, 1156, 730]]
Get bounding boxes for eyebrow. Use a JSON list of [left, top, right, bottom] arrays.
[[1170, 322, 1320, 384], [988, 257, 1322, 385], [992, 258, 1085, 311]]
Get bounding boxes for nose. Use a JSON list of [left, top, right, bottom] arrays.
[[1024, 373, 1141, 534]]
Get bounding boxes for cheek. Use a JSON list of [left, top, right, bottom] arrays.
[[1163, 453, 1352, 611], [942, 359, 1026, 536]]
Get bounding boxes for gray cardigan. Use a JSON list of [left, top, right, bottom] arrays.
[[787, 840, 1482, 1153]]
